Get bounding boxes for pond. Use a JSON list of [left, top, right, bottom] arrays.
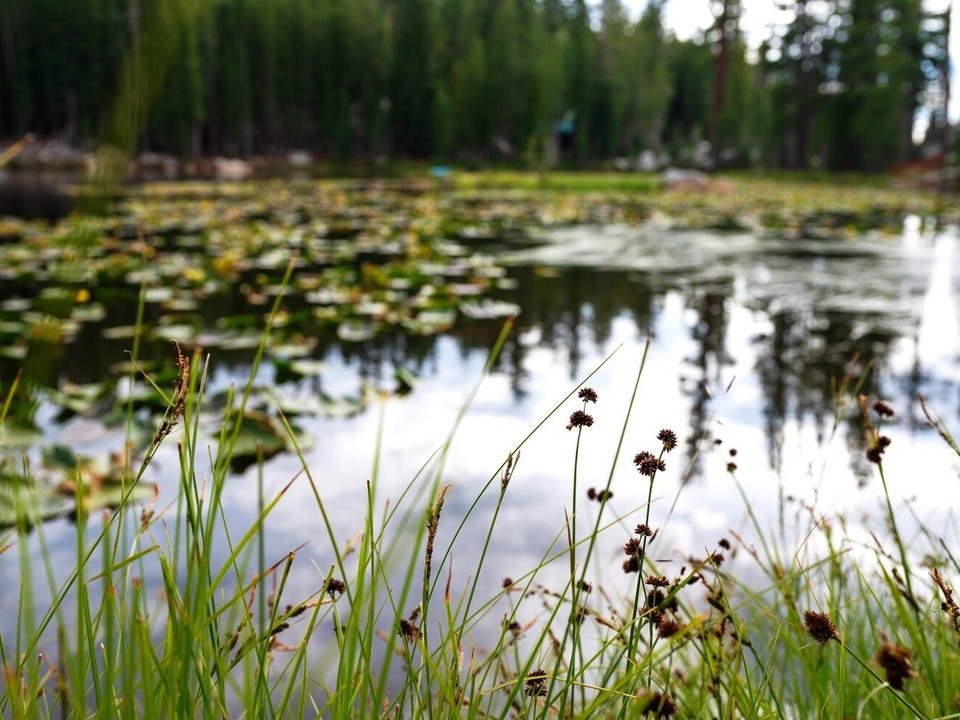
[[1, 180, 958, 643]]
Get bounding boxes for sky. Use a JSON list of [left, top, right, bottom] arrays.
[[621, 0, 959, 121]]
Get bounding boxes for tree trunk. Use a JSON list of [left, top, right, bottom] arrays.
[[709, 0, 731, 166]]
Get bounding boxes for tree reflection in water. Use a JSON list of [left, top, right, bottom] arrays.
[[4, 228, 957, 491]]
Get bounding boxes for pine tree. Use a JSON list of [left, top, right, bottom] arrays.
[[390, 0, 437, 157]]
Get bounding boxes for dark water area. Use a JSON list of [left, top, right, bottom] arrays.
[[1, 192, 959, 666]]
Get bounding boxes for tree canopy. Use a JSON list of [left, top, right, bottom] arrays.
[[0, 0, 950, 170]]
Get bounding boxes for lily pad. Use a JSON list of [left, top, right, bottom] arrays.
[[151, 324, 198, 342], [0, 298, 32, 312], [460, 299, 521, 320], [265, 389, 330, 416], [102, 325, 140, 340], [70, 303, 107, 322], [402, 309, 456, 335], [0, 344, 28, 360], [316, 391, 367, 419], [337, 320, 377, 342], [220, 411, 305, 473], [81, 480, 156, 512], [0, 422, 43, 448], [394, 367, 419, 395], [272, 357, 326, 379], [204, 332, 262, 351], [0, 474, 75, 528], [47, 381, 114, 419], [144, 287, 175, 303], [270, 339, 318, 359]]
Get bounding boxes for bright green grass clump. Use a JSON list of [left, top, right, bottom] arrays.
[[2, 262, 960, 719], [453, 170, 661, 194]]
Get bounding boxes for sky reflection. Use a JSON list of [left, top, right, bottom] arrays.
[[234, 221, 960, 626], [3, 223, 960, 656]]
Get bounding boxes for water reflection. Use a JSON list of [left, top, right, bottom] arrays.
[[4, 222, 960, 695], [491, 223, 958, 485], [2, 222, 958, 520]]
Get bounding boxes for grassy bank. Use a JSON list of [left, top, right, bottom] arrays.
[[2, 263, 960, 719]]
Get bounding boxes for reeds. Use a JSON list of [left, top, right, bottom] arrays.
[[3, 296, 960, 718]]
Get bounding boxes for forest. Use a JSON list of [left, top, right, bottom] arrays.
[[0, 0, 952, 171]]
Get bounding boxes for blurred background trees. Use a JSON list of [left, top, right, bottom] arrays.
[[0, 0, 950, 170]]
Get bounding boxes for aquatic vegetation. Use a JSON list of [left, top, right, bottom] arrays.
[[0, 176, 949, 527], [2, 322, 959, 717]]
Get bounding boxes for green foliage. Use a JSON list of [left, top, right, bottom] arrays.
[[0, 1, 951, 169], [0, 174, 956, 716], [4, 300, 960, 716], [760, 0, 948, 170]]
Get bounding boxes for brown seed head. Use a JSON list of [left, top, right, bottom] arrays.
[[803, 610, 839, 644], [567, 410, 594, 430], [524, 669, 548, 697], [875, 641, 916, 690], [326, 578, 346, 598], [399, 618, 422, 642], [657, 428, 678, 452], [637, 690, 677, 717], [634, 451, 665, 477], [873, 400, 895, 418], [657, 618, 682, 639], [577, 387, 598, 403]]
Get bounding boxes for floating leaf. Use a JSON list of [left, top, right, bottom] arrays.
[[0, 474, 74, 529], [70, 303, 107, 322], [143, 287, 175, 303], [316, 392, 366, 419], [447, 282, 484, 296], [0, 298, 32, 312], [0, 320, 26, 335], [81, 480, 156, 512], [151, 324, 198, 342], [460, 299, 521, 320], [0, 344, 28, 360], [214, 333, 263, 351], [356, 300, 388, 318], [337, 320, 377, 342], [47, 381, 114, 419], [102, 324, 140, 340], [285, 359, 326, 377], [266, 389, 329, 416], [220, 411, 308, 473], [402, 309, 456, 336], [43, 444, 117, 490], [270, 338, 318, 359], [394, 367, 419, 396], [304, 288, 350, 305], [0, 422, 43, 448]]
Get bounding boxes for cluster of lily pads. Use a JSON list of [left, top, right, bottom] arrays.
[[0, 180, 538, 527], [0, 176, 944, 527]]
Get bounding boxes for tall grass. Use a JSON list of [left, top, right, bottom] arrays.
[[3, 276, 960, 718]]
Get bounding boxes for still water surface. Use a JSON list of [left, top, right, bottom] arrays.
[[3, 216, 960, 627]]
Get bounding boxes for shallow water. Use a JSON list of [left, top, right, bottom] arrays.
[[2, 211, 960, 657]]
